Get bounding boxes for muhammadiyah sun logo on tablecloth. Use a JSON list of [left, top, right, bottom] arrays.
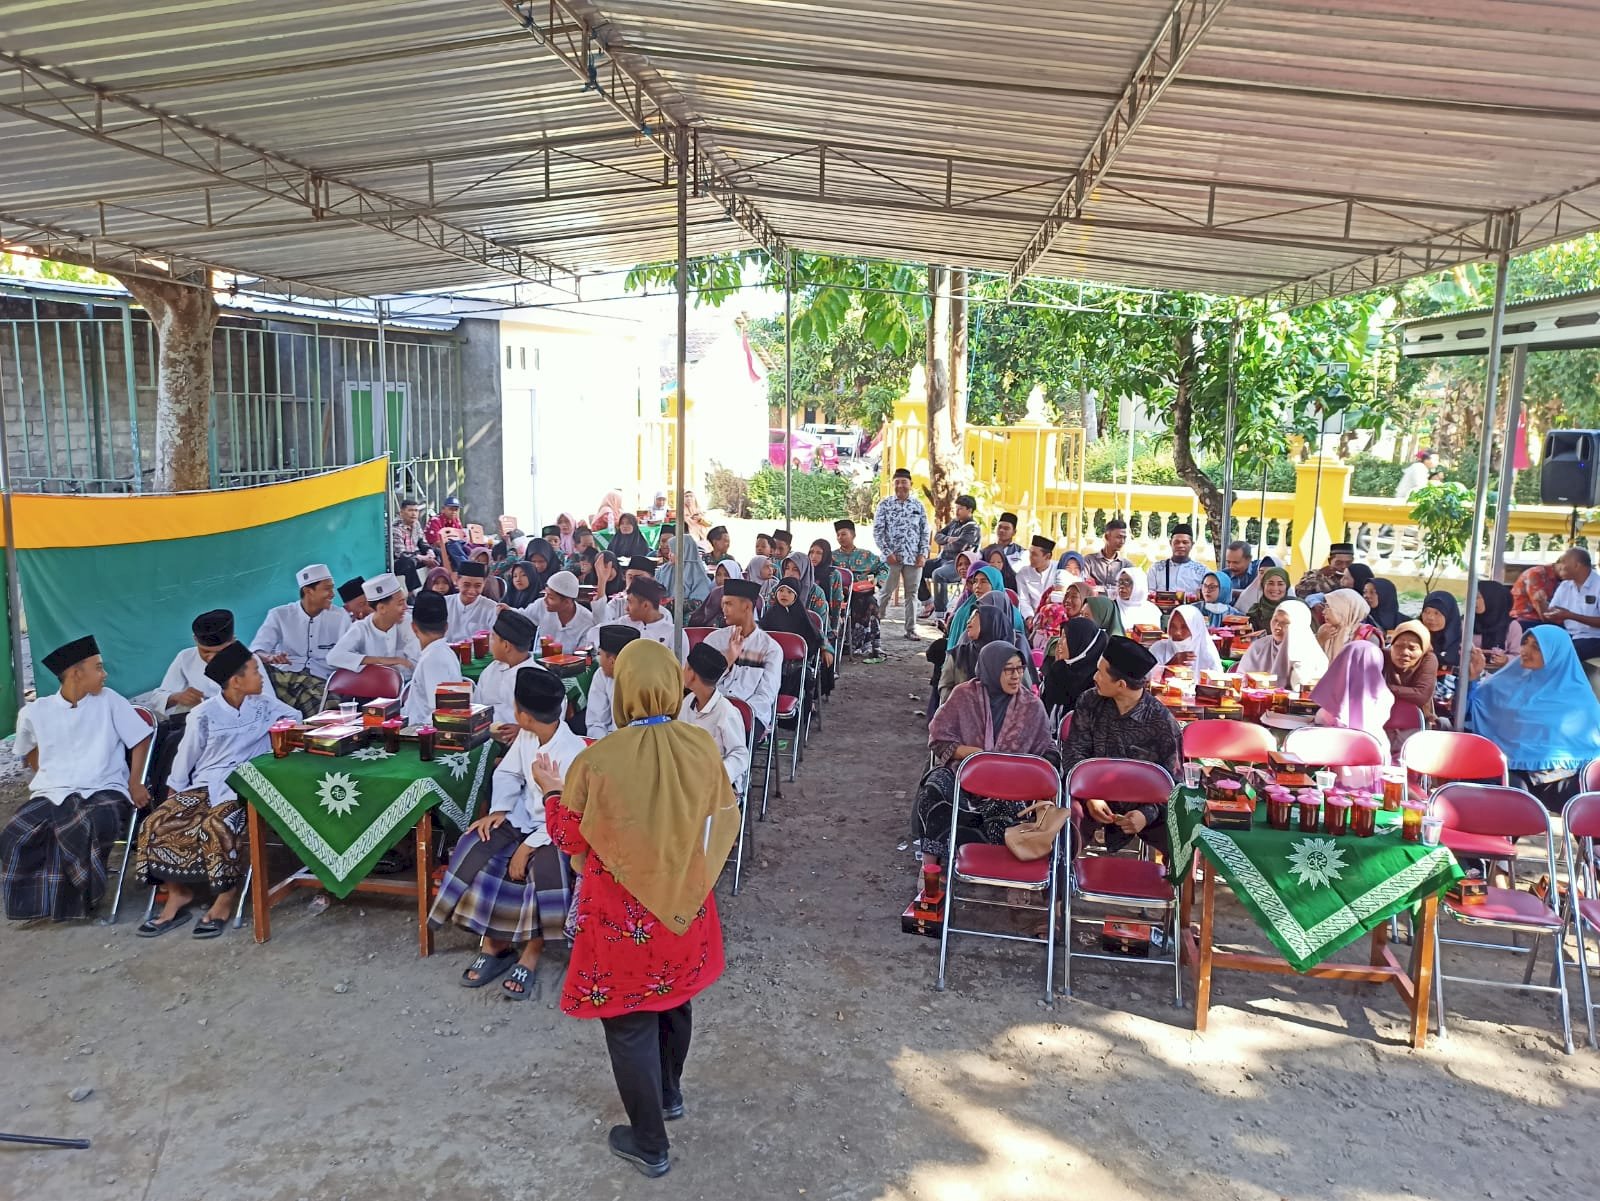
[[1286, 837, 1347, 890], [316, 772, 362, 817], [437, 752, 473, 781]]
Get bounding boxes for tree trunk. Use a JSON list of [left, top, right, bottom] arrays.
[[1081, 380, 1098, 445], [925, 265, 959, 525], [949, 269, 968, 439], [1168, 322, 1226, 546], [118, 272, 219, 492]]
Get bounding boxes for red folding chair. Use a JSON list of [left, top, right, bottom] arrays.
[[834, 568, 855, 667], [805, 610, 829, 721], [1383, 700, 1427, 756], [1283, 726, 1388, 769], [1562, 792, 1600, 1049], [726, 697, 757, 895], [1430, 784, 1572, 1053], [108, 704, 158, 924], [1182, 719, 1275, 764], [684, 626, 715, 651], [1057, 711, 1073, 747], [768, 630, 813, 783], [1062, 758, 1180, 1004], [1583, 760, 1600, 792], [321, 664, 404, 710], [935, 752, 1065, 1004], [1399, 729, 1507, 801]]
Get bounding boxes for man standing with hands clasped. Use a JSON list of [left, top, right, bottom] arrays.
[[873, 467, 931, 641]]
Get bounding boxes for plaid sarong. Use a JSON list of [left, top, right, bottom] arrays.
[[0, 790, 127, 921], [264, 667, 326, 718], [427, 823, 570, 944]]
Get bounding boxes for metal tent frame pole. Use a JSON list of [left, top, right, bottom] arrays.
[[672, 124, 689, 654], [0, 369, 27, 712], [1489, 343, 1529, 582], [1219, 318, 1240, 554], [1454, 217, 1516, 730], [784, 260, 793, 531]]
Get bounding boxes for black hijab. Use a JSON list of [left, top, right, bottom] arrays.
[[951, 603, 1013, 679], [983, 549, 1019, 595], [1476, 580, 1515, 651], [608, 513, 653, 561], [759, 582, 823, 658], [810, 540, 838, 600], [1366, 578, 1402, 631], [1041, 616, 1106, 715], [1423, 590, 1463, 668], [597, 550, 626, 597], [503, 562, 542, 609], [1346, 563, 1375, 595], [521, 537, 559, 594]]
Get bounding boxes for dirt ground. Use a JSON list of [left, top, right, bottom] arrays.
[[2, 610, 1597, 1200]]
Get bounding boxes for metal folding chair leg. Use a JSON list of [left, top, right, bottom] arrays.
[[107, 809, 141, 924], [1574, 913, 1599, 1049], [233, 867, 252, 929], [732, 775, 751, 895]]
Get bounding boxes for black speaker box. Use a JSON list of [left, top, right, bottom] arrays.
[[1540, 430, 1600, 507]]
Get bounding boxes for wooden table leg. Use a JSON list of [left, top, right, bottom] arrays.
[[1409, 893, 1438, 1050], [247, 803, 271, 944], [1370, 909, 1391, 968], [1195, 858, 1216, 1032], [416, 813, 435, 958]]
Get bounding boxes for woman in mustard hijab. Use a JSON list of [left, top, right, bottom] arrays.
[[534, 638, 740, 1178]]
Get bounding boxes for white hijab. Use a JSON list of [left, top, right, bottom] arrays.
[[1150, 603, 1224, 676], [1236, 597, 1328, 690], [1114, 570, 1163, 630]]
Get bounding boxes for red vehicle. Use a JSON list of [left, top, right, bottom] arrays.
[[767, 428, 838, 471]]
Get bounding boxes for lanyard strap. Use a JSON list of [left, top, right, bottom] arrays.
[[630, 715, 672, 727]]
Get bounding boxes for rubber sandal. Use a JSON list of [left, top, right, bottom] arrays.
[[192, 916, 226, 939], [460, 949, 516, 988], [500, 963, 541, 1001], [135, 909, 193, 938]]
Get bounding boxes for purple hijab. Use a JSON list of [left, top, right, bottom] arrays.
[[1309, 640, 1393, 746]]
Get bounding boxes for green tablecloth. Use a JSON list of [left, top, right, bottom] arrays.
[[593, 524, 662, 552], [1171, 785, 1463, 972], [460, 655, 595, 708], [228, 741, 498, 898]]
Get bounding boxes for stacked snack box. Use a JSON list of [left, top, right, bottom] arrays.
[[434, 683, 490, 751]]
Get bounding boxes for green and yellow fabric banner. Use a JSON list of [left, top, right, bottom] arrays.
[[13, 460, 388, 701]]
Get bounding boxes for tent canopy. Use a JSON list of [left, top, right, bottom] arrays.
[[2, 1, 1599, 303]]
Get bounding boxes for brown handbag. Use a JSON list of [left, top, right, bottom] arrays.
[[1003, 801, 1071, 861]]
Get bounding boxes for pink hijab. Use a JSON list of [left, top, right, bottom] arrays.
[[555, 512, 577, 554], [1310, 640, 1393, 746]]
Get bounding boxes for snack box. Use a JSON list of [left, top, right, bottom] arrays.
[[363, 697, 402, 722], [1271, 770, 1314, 789], [1223, 614, 1253, 629], [901, 898, 944, 939], [305, 710, 351, 726], [435, 727, 492, 753], [542, 652, 590, 677], [1101, 918, 1154, 957], [1130, 624, 1164, 645], [432, 704, 492, 732], [1204, 796, 1255, 831], [305, 723, 368, 756], [434, 681, 475, 711], [1447, 874, 1490, 906], [1195, 683, 1230, 706], [1152, 590, 1183, 607]]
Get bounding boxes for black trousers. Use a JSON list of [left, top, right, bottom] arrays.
[[393, 554, 426, 593], [600, 1000, 692, 1158]]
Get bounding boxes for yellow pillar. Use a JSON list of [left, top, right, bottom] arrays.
[[1291, 455, 1352, 577], [885, 378, 927, 501], [1002, 419, 1055, 539]]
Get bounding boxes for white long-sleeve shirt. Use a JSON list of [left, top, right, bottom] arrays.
[[142, 646, 279, 717], [527, 603, 596, 653], [584, 665, 617, 738], [683, 690, 750, 790], [589, 593, 627, 626], [250, 601, 350, 678], [476, 657, 551, 725], [1014, 564, 1063, 621], [617, 612, 677, 650], [445, 593, 501, 643], [702, 624, 782, 724], [326, 615, 421, 680], [167, 691, 299, 805], [489, 723, 588, 848], [14, 689, 151, 805], [404, 638, 467, 727]]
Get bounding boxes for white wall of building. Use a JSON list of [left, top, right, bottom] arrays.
[[497, 307, 656, 528]]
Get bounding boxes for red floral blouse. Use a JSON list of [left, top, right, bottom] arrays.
[[544, 791, 725, 1019]]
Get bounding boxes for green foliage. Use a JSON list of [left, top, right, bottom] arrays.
[[703, 461, 751, 519], [746, 311, 919, 432], [1347, 454, 1404, 499], [747, 464, 853, 521], [1408, 482, 1489, 588]]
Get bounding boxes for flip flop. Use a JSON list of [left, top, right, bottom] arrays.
[[460, 948, 516, 988], [135, 909, 193, 938], [501, 963, 541, 1001], [192, 916, 226, 939]]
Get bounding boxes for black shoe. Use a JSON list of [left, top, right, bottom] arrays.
[[662, 1095, 685, 1121], [608, 1125, 669, 1178]]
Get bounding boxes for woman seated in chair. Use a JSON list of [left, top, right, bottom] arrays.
[[1147, 604, 1223, 679], [911, 642, 1058, 867], [1307, 640, 1392, 788], [937, 596, 1015, 708], [1466, 625, 1600, 813], [1383, 619, 1437, 719], [688, 560, 742, 629], [134, 642, 298, 938], [759, 576, 832, 702], [1235, 598, 1327, 691]]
